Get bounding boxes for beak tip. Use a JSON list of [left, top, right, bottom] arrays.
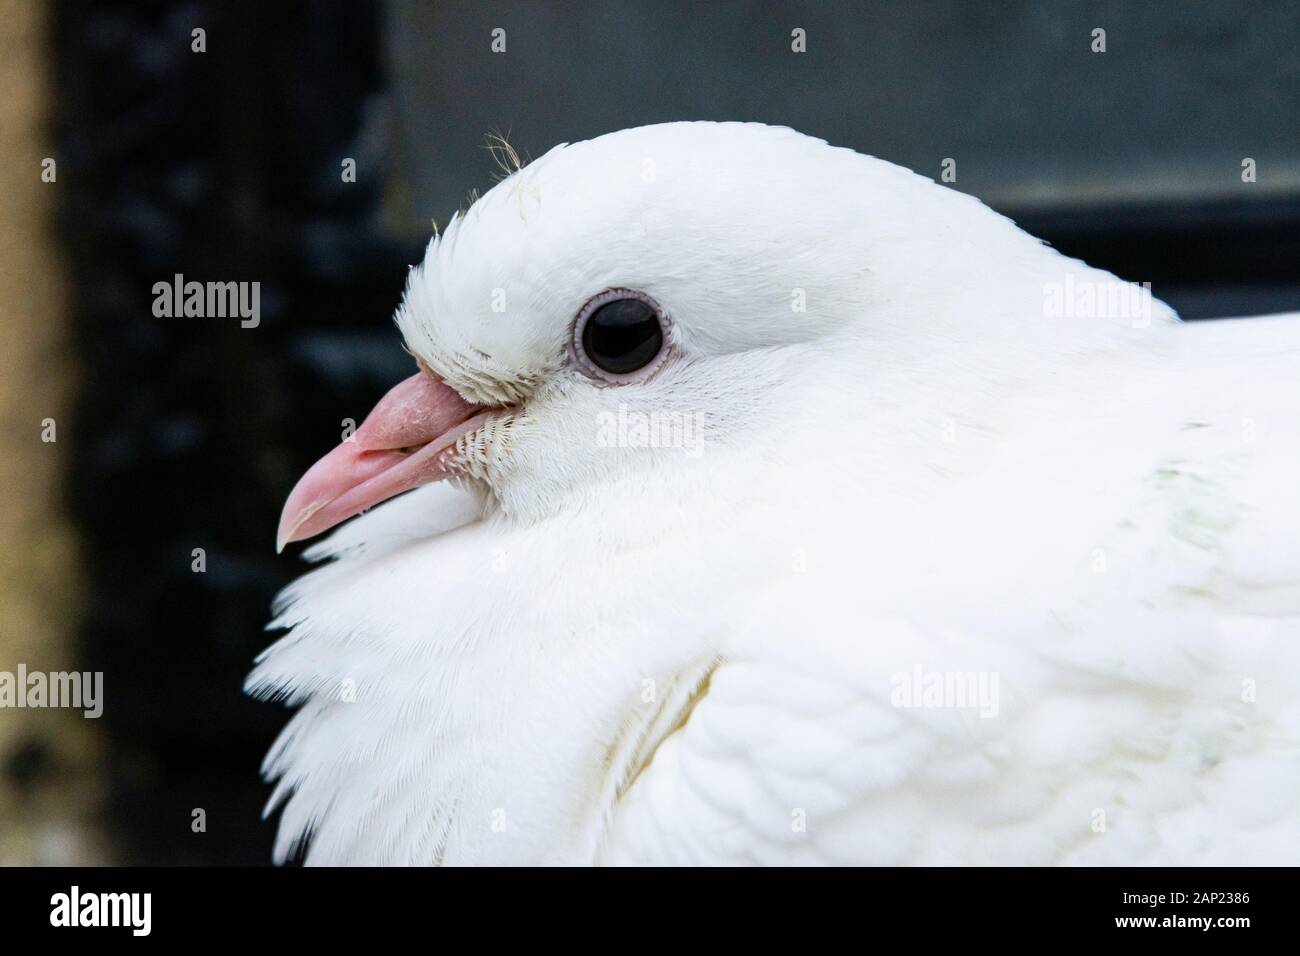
[[275, 512, 306, 555], [276, 495, 331, 556]]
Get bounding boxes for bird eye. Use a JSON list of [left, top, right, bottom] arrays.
[[573, 289, 670, 382]]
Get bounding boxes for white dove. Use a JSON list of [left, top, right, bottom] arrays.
[[247, 122, 1300, 866]]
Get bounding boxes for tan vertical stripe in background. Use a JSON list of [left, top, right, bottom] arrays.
[[0, 0, 105, 865]]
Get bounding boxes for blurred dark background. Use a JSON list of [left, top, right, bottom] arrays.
[[0, 0, 1295, 863]]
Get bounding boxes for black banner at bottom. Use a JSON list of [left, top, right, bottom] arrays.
[[0, 866, 1285, 942]]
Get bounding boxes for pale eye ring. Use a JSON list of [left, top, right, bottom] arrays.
[[571, 288, 673, 384]]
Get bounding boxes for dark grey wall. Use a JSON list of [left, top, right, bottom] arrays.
[[385, 0, 1299, 236]]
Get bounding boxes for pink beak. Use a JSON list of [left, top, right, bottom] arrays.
[[276, 371, 495, 551]]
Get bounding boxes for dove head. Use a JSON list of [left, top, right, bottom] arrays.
[[277, 121, 1051, 547]]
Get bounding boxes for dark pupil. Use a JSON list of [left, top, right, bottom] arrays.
[[582, 298, 663, 374]]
